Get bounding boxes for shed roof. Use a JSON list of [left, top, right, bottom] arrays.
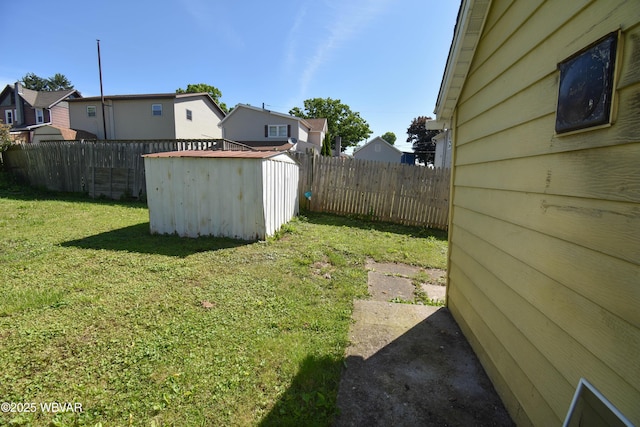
[[143, 150, 291, 159]]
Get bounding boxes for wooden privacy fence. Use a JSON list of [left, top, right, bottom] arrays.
[[293, 154, 450, 230], [3, 139, 251, 199], [2, 142, 450, 230]]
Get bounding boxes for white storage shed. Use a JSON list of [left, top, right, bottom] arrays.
[[143, 150, 299, 240]]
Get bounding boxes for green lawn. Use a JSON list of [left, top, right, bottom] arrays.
[[0, 173, 447, 426]]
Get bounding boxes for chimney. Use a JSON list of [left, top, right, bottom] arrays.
[[14, 82, 24, 125], [334, 136, 341, 157]]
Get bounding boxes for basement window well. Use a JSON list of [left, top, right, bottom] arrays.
[[555, 32, 618, 134]]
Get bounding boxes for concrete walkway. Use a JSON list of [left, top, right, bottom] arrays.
[[334, 261, 514, 426]]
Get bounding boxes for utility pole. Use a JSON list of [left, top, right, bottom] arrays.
[[97, 39, 107, 139]]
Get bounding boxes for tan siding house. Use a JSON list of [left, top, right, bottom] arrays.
[[435, 0, 640, 425], [69, 93, 225, 139], [219, 104, 326, 154]]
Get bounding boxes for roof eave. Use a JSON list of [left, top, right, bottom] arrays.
[[219, 103, 302, 126], [434, 0, 492, 124]]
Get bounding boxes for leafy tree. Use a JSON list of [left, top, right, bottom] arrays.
[[381, 132, 397, 145], [290, 98, 372, 155], [407, 116, 440, 165], [177, 83, 228, 113], [21, 73, 74, 91]]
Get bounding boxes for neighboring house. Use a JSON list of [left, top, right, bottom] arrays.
[[68, 93, 226, 140], [432, 130, 451, 169], [353, 136, 403, 163], [0, 82, 82, 142], [435, 1, 639, 426], [218, 104, 327, 154]]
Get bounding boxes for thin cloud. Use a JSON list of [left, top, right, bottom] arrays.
[[294, 0, 392, 101], [180, 0, 244, 49], [284, 3, 309, 74]]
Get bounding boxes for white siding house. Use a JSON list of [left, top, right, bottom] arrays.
[[143, 150, 299, 240], [433, 130, 452, 169]]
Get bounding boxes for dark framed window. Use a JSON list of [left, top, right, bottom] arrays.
[[186, 109, 192, 121], [152, 103, 163, 116], [87, 106, 96, 117], [555, 32, 618, 134]]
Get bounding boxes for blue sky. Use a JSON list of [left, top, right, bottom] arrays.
[[0, 0, 459, 153]]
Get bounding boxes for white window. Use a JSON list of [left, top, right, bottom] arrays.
[[374, 143, 382, 152], [152, 104, 162, 116], [268, 125, 287, 138], [4, 110, 13, 124], [35, 108, 44, 124], [186, 109, 192, 121], [87, 106, 96, 117]]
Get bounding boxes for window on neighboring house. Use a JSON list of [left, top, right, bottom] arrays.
[[87, 106, 97, 117], [152, 104, 163, 116], [267, 124, 288, 138], [35, 108, 44, 124], [186, 109, 192, 121], [5, 110, 13, 124]]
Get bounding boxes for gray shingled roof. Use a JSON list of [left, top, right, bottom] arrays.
[[17, 86, 78, 108]]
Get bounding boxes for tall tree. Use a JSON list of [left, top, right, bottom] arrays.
[[407, 116, 440, 165], [381, 131, 397, 145], [21, 73, 48, 91], [289, 97, 372, 155], [47, 73, 74, 90], [21, 73, 74, 91], [176, 83, 228, 113]]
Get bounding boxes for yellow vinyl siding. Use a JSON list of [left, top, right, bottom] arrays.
[[448, 268, 559, 426], [449, 224, 640, 423], [446, 0, 640, 425]]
